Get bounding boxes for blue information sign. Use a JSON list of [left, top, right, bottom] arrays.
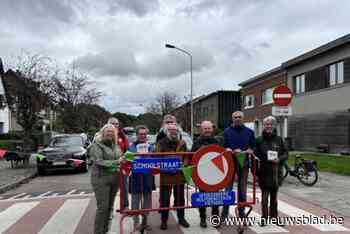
[[191, 191, 236, 207], [132, 157, 182, 174]]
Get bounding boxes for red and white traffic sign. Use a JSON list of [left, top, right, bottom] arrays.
[[192, 145, 234, 192], [273, 85, 293, 106]]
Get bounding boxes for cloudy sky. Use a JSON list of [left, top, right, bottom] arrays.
[[1, 0, 349, 115]]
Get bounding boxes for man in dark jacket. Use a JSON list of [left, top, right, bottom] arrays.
[[191, 121, 220, 228], [255, 116, 288, 226], [222, 111, 256, 218], [156, 123, 190, 230]]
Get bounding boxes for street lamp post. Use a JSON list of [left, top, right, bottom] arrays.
[[165, 44, 194, 139]]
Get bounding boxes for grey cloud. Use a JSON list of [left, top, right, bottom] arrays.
[[74, 49, 138, 77], [107, 0, 160, 17], [74, 46, 215, 79]]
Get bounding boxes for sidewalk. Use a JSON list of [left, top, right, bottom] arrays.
[[0, 155, 37, 194]]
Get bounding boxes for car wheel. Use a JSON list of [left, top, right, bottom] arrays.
[[80, 161, 88, 173]]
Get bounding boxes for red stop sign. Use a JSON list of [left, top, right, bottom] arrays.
[[273, 85, 293, 106]]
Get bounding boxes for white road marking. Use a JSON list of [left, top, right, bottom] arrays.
[[249, 193, 349, 232], [171, 207, 221, 234], [37, 191, 52, 198], [109, 195, 133, 234], [248, 211, 289, 233], [38, 198, 91, 234], [66, 189, 77, 195], [6, 193, 27, 200], [0, 201, 40, 233]]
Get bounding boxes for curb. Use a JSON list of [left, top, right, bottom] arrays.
[[0, 171, 37, 194]]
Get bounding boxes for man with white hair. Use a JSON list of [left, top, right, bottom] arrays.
[[191, 120, 220, 228], [222, 111, 256, 219], [156, 123, 190, 230], [255, 116, 288, 226]]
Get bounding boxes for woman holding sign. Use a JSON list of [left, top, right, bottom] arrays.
[[255, 116, 288, 226]]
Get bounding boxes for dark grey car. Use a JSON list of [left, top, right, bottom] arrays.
[[36, 134, 89, 175]]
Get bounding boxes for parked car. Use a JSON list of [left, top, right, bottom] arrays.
[[36, 134, 89, 175]]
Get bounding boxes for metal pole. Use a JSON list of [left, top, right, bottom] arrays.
[[190, 55, 193, 139], [165, 44, 194, 139]]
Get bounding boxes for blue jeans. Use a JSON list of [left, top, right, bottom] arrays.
[[222, 158, 249, 218]]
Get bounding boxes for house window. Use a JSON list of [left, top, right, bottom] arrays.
[[262, 87, 275, 105], [329, 61, 344, 86], [294, 74, 305, 94], [0, 122, 4, 134], [244, 95, 254, 109]]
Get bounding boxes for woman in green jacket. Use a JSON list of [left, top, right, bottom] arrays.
[[89, 124, 123, 234]]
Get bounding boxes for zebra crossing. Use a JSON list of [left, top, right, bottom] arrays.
[[0, 192, 349, 234], [0, 190, 94, 201]]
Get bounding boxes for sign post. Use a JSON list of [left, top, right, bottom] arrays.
[[272, 85, 293, 139]]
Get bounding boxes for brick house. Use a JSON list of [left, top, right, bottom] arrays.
[[172, 90, 241, 134], [239, 67, 287, 136]]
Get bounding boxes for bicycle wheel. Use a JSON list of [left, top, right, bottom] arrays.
[[295, 163, 318, 186]]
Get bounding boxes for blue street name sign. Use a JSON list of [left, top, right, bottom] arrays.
[[191, 191, 236, 207], [132, 157, 182, 174]]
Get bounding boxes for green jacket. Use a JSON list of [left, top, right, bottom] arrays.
[[88, 141, 122, 176]]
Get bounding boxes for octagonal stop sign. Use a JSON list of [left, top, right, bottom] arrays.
[[273, 85, 293, 106]]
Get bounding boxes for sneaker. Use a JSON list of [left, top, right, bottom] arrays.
[[178, 218, 190, 228], [160, 221, 168, 230], [200, 218, 207, 228]]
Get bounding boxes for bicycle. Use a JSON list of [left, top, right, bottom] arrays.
[[281, 154, 318, 186]]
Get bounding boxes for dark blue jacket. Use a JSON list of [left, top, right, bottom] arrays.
[[129, 142, 155, 193], [224, 125, 256, 151]]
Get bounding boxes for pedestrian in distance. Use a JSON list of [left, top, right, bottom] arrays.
[[255, 116, 288, 226], [191, 120, 220, 228], [128, 125, 155, 231], [89, 124, 124, 234], [222, 111, 256, 219]]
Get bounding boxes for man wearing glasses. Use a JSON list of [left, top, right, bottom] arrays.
[[222, 111, 256, 219], [156, 115, 177, 143]]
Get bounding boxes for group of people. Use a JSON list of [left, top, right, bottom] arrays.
[[88, 112, 288, 234]]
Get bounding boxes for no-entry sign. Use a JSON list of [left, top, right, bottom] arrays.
[[273, 85, 293, 106], [192, 145, 234, 192]]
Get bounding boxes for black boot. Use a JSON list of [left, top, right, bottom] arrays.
[[178, 218, 190, 228], [160, 220, 168, 230], [200, 218, 207, 228]]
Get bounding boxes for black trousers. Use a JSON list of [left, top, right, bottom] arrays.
[[160, 184, 185, 221], [261, 187, 278, 219]]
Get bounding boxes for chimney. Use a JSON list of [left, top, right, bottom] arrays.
[[0, 58, 4, 76]]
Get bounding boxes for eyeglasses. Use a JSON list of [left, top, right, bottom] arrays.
[[111, 122, 119, 126], [234, 116, 242, 119]]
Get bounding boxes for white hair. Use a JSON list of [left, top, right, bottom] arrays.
[[232, 111, 244, 118], [107, 117, 119, 124], [201, 120, 213, 128], [263, 116, 277, 125]]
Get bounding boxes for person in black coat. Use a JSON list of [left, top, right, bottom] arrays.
[[255, 116, 288, 226], [191, 121, 220, 228]]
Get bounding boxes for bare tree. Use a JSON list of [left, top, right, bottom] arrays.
[[2, 52, 56, 150], [146, 91, 181, 116]]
